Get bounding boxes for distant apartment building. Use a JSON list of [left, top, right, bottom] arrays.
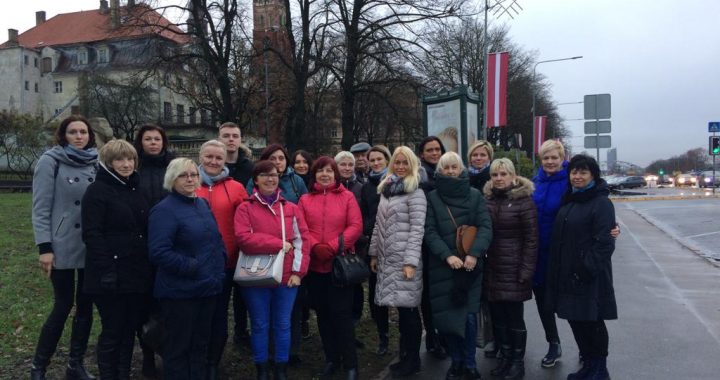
[[0, 0, 205, 131]]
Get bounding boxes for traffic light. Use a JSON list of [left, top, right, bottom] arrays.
[[711, 136, 720, 156], [659, 169, 664, 175]]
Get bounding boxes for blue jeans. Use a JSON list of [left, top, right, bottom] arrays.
[[446, 313, 478, 369], [242, 285, 298, 363]]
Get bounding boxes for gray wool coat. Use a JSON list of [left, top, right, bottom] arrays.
[[32, 146, 97, 269], [368, 187, 427, 308]]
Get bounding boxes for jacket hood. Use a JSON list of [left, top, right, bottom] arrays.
[[44, 145, 98, 167], [562, 177, 610, 204], [483, 176, 535, 199], [435, 171, 471, 205]]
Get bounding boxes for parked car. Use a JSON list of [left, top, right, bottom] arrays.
[[699, 171, 720, 188], [608, 176, 646, 190], [675, 173, 698, 188]]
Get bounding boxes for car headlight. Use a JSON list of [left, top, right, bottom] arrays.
[[678, 178, 685, 183], [705, 178, 711, 183], [691, 178, 697, 183]]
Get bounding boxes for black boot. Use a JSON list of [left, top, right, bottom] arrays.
[[317, 362, 337, 378], [206, 365, 219, 380], [274, 362, 288, 380], [426, 331, 447, 359], [490, 325, 510, 377], [66, 361, 96, 380], [567, 358, 593, 380], [377, 333, 389, 356], [391, 355, 420, 378], [503, 329, 526, 380], [346, 367, 359, 380], [30, 365, 47, 380], [255, 362, 269, 380], [586, 357, 610, 380], [66, 313, 95, 380], [445, 361, 463, 380], [541, 342, 562, 368], [141, 346, 157, 378], [464, 367, 482, 380]]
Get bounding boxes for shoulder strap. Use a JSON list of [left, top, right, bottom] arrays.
[[445, 205, 458, 229], [289, 175, 300, 198], [280, 202, 286, 242]]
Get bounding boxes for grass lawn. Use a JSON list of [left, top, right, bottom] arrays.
[[0, 193, 397, 379]]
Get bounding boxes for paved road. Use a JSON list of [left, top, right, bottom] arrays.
[[373, 199, 720, 380]]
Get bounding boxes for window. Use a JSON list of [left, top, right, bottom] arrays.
[[24, 81, 29, 91], [42, 57, 52, 73], [34, 57, 38, 67], [97, 48, 108, 64], [78, 50, 87, 65], [200, 109, 209, 125], [163, 102, 172, 122], [189, 107, 197, 124], [34, 83, 38, 92], [330, 127, 338, 138], [24, 55, 29, 65], [176, 104, 185, 124], [176, 77, 183, 88], [54, 81, 63, 93]]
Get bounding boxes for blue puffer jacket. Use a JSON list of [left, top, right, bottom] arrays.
[[531, 161, 569, 286], [246, 167, 308, 204], [148, 191, 226, 299]]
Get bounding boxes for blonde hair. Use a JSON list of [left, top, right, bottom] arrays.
[[199, 139, 227, 159], [437, 152, 465, 173], [334, 151, 355, 164], [538, 139, 565, 159], [377, 146, 420, 194], [468, 140, 494, 162], [99, 139, 138, 169], [490, 157, 517, 177], [163, 158, 200, 192]]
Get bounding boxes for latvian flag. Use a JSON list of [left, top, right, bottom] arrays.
[[534, 116, 547, 154], [486, 52, 509, 128]]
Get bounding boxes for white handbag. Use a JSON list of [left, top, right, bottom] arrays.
[[233, 202, 286, 287]]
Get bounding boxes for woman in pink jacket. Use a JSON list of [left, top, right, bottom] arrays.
[[298, 156, 363, 380], [234, 160, 310, 380]]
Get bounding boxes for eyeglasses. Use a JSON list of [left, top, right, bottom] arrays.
[[258, 173, 279, 178], [178, 173, 199, 180]]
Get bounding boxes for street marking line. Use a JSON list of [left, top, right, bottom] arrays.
[[685, 231, 720, 239]]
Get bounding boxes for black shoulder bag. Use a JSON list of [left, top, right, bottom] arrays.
[[332, 234, 370, 287]]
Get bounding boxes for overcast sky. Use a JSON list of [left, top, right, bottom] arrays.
[[3, 0, 718, 167]]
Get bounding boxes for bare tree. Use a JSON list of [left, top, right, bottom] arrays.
[[0, 111, 49, 179]]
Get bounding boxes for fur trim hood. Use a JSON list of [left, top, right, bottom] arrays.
[[483, 176, 535, 199]]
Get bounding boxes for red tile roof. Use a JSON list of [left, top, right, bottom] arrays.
[[1, 4, 190, 49]]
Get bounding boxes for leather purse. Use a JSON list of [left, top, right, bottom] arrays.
[[234, 203, 286, 287], [446, 206, 478, 257], [332, 234, 370, 287]]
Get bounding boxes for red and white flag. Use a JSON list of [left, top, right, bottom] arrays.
[[534, 116, 547, 154], [486, 52, 509, 128]]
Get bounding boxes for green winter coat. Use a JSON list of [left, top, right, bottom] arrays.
[[425, 171, 493, 338]]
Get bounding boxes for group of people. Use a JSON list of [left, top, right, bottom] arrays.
[[30, 115, 618, 380]]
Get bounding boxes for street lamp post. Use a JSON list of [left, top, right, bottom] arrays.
[[531, 56, 582, 167]]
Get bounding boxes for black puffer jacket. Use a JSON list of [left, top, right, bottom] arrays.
[[483, 177, 538, 302], [360, 173, 383, 237], [137, 151, 174, 208], [81, 166, 152, 294], [546, 179, 617, 321], [228, 149, 254, 186]]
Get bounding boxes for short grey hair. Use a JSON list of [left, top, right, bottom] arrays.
[[489, 157, 517, 177], [334, 151, 355, 164], [437, 151, 465, 172], [163, 158, 200, 192]]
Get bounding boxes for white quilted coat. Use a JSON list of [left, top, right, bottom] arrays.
[[369, 188, 427, 308]]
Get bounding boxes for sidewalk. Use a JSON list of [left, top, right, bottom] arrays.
[[372, 205, 720, 379]]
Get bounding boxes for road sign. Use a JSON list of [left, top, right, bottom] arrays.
[[584, 94, 611, 120], [584, 120, 612, 134], [584, 135, 611, 149], [709, 122, 720, 133]]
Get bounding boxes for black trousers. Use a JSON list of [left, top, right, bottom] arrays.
[[289, 283, 308, 356], [398, 307, 422, 360], [208, 269, 236, 366], [489, 301, 526, 331], [94, 293, 144, 380], [232, 273, 249, 337], [368, 271, 389, 337], [533, 286, 560, 343], [33, 269, 93, 368], [160, 296, 217, 380], [307, 271, 358, 369], [568, 320, 609, 359], [420, 247, 436, 338]]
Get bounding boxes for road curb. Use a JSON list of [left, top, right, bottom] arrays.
[[611, 194, 720, 202]]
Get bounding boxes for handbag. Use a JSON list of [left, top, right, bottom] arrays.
[[332, 234, 370, 287], [234, 202, 286, 287], [446, 205, 478, 257]]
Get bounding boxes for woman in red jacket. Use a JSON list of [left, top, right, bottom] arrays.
[[195, 139, 248, 379], [235, 160, 310, 380], [299, 156, 363, 380]]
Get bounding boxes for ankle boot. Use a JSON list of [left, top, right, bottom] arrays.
[[377, 333, 389, 356], [541, 342, 562, 368], [567, 358, 593, 380], [66, 360, 96, 380], [503, 329, 526, 380], [317, 362, 337, 378], [255, 362, 269, 380], [30, 365, 47, 380], [392, 355, 420, 378], [445, 361, 463, 380], [587, 357, 610, 380], [206, 365, 219, 380], [274, 362, 288, 380], [67, 313, 95, 380], [141, 346, 157, 378], [490, 325, 510, 377], [346, 367, 359, 380]]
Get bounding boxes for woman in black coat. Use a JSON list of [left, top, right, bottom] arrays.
[[81, 140, 152, 379], [546, 154, 616, 380], [134, 124, 174, 208]]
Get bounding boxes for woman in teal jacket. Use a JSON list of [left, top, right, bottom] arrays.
[[424, 152, 492, 380], [246, 144, 307, 204]]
